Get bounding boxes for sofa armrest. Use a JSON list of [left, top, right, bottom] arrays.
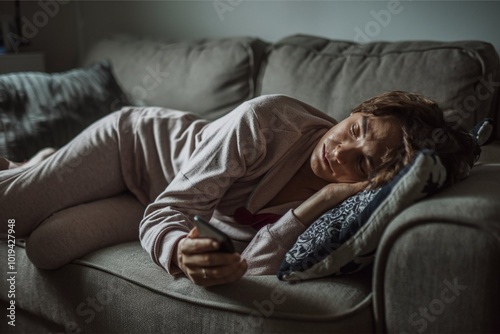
[[373, 163, 500, 333], [477, 140, 500, 164]]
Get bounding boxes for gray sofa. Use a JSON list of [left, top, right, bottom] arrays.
[[1, 34, 499, 334]]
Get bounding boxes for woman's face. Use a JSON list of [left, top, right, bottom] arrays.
[[310, 112, 403, 183]]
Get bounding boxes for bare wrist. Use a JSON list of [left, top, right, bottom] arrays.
[[294, 189, 330, 226]]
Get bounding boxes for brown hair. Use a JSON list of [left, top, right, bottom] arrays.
[[351, 91, 480, 188]]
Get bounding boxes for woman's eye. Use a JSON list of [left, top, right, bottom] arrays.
[[350, 124, 357, 138], [359, 158, 366, 176]]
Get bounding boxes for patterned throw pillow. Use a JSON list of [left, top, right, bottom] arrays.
[[0, 61, 129, 161], [277, 150, 447, 281]]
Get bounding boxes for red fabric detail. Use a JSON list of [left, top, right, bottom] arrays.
[[233, 207, 281, 231]]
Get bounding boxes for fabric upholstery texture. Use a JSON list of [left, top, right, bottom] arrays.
[[83, 36, 269, 121], [373, 163, 500, 333], [0, 35, 499, 334], [379, 224, 500, 333], [0, 61, 128, 161], [0, 241, 374, 333], [477, 141, 500, 163], [259, 35, 500, 132], [0, 300, 65, 333]]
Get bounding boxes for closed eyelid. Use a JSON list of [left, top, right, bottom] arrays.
[[359, 158, 367, 175], [360, 116, 374, 172], [361, 116, 368, 139], [350, 121, 368, 176], [351, 122, 361, 139], [349, 124, 356, 138], [365, 156, 374, 175], [360, 157, 373, 176]]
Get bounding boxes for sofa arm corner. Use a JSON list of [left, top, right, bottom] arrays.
[[372, 164, 500, 333]]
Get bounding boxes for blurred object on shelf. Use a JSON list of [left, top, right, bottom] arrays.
[[1, 0, 30, 54], [0, 14, 18, 53]]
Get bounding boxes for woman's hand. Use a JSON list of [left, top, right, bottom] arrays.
[[293, 181, 369, 227], [175, 227, 247, 287]]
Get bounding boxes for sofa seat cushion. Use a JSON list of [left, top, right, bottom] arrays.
[[83, 36, 268, 121], [0, 241, 375, 333], [259, 34, 500, 131]]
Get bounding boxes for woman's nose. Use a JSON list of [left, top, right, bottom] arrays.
[[334, 144, 355, 164]]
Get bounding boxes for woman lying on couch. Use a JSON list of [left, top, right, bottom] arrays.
[[0, 91, 478, 287]]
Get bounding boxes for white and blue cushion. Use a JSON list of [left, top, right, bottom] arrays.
[[277, 150, 447, 281]]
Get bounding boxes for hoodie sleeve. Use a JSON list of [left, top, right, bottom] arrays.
[[139, 100, 267, 275], [240, 209, 309, 275]]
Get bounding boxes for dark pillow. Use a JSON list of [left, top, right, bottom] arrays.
[[278, 150, 447, 281], [0, 61, 129, 161]]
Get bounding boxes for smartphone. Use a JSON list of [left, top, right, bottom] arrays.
[[193, 215, 235, 253]]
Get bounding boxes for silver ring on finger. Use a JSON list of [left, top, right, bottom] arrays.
[[202, 268, 208, 279]]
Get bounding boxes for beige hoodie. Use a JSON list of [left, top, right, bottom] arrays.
[[131, 95, 336, 276]]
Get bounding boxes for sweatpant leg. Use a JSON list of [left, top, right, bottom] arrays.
[[0, 109, 130, 238], [25, 192, 145, 269]]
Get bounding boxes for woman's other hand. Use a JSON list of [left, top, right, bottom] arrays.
[[175, 227, 247, 287], [293, 181, 369, 226]]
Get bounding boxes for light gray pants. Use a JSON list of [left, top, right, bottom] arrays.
[[0, 110, 146, 269]]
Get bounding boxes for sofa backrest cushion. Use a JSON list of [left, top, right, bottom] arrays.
[[0, 61, 129, 161], [83, 36, 269, 120], [258, 35, 500, 134]]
